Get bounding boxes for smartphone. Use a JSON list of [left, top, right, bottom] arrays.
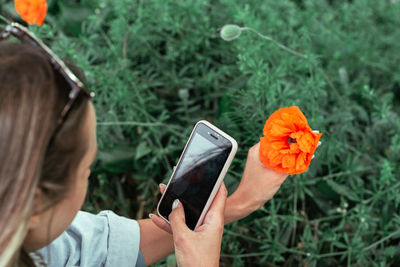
[[157, 120, 238, 230]]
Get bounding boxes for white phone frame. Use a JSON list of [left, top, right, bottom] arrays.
[[156, 120, 238, 229]]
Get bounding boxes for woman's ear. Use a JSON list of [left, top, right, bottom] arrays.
[[27, 189, 44, 230], [28, 214, 40, 230]]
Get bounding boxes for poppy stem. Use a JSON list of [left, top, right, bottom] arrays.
[[241, 27, 306, 59]]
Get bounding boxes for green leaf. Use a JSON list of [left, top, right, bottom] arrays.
[[326, 179, 361, 202], [135, 142, 151, 160], [97, 148, 135, 174], [166, 254, 177, 267], [218, 93, 231, 118], [58, 1, 92, 36], [316, 180, 340, 202]]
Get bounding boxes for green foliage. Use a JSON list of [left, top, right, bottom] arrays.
[[1, 0, 400, 265]]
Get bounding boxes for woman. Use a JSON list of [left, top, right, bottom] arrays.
[[0, 23, 288, 267]]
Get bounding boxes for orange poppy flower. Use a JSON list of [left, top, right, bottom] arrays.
[[259, 106, 322, 175], [14, 0, 48, 26]]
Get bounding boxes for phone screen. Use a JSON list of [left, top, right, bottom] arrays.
[[158, 124, 233, 230]]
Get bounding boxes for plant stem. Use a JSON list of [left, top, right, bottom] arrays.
[[224, 229, 263, 244], [0, 15, 10, 25], [241, 27, 306, 59], [367, 180, 400, 206], [362, 229, 400, 252], [221, 252, 267, 258], [318, 168, 374, 180], [309, 214, 344, 223], [316, 251, 347, 258], [347, 247, 352, 267], [97, 121, 166, 126], [291, 182, 298, 247], [97, 121, 184, 137]]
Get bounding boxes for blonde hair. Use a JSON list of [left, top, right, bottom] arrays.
[[0, 41, 90, 266]]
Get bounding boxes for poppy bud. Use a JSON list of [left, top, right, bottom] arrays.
[[220, 24, 242, 42]]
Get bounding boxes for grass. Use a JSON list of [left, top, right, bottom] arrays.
[[1, 0, 400, 265]]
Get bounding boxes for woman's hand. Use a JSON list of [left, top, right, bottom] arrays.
[[159, 183, 227, 267], [224, 142, 288, 223], [151, 143, 289, 229]]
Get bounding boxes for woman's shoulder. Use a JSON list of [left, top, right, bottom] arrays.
[[37, 211, 142, 267]]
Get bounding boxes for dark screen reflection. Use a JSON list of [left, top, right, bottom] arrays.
[[159, 133, 231, 230]]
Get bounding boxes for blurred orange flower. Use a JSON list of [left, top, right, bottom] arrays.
[[14, 0, 48, 26], [259, 106, 322, 174]]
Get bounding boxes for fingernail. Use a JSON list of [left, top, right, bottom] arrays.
[[149, 213, 156, 219], [172, 199, 180, 210], [159, 183, 165, 188]]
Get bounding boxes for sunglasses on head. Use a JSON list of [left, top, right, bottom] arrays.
[[0, 22, 95, 128]]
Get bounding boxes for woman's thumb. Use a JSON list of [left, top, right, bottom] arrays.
[[169, 199, 189, 234]]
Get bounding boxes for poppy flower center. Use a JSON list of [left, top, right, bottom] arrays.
[[287, 137, 297, 144]]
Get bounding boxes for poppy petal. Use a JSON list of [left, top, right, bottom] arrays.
[[14, 0, 47, 26], [282, 154, 296, 168], [259, 106, 322, 175]]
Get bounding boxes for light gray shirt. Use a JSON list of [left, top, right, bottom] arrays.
[[36, 211, 146, 267]]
